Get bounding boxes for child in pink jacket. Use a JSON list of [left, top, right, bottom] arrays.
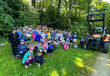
[[43, 41, 48, 50], [31, 31, 36, 40], [63, 42, 68, 50]]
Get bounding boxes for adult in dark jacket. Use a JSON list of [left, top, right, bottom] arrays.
[[9, 28, 19, 58]]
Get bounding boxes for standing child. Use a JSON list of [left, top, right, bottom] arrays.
[[69, 34, 73, 47], [78, 36, 84, 48], [22, 48, 35, 68], [73, 32, 78, 43]]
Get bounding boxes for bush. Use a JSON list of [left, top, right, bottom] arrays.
[[0, 0, 40, 37], [0, 0, 14, 37]]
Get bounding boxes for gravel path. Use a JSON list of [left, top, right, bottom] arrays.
[[90, 52, 110, 76]]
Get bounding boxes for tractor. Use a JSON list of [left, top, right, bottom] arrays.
[[87, 9, 110, 53]]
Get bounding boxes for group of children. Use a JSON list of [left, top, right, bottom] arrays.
[[9, 25, 89, 68]]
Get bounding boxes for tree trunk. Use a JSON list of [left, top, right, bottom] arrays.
[[58, 0, 61, 11], [31, 0, 36, 8]]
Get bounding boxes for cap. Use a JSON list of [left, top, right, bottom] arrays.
[[12, 27, 17, 30], [20, 39, 24, 42], [38, 50, 43, 53]]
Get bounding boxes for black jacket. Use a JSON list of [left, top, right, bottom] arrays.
[[9, 32, 19, 42]]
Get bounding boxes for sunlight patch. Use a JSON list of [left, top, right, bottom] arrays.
[[74, 62, 84, 68], [61, 68, 66, 76], [106, 64, 110, 67], [74, 57, 84, 68], [50, 70, 59, 76], [75, 57, 83, 62], [85, 66, 97, 72]]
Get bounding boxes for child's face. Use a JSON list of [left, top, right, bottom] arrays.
[[13, 30, 16, 33], [38, 53, 42, 56], [21, 42, 24, 44], [23, 33, 25, 35], [40, 43, 43, 46], [51, 43, 54, 45]]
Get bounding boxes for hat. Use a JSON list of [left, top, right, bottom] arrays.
[[30, 48, 34, 50], [20, 39, 24, 42], [38, 50, 43, 53], [12, 27, 17, 30]]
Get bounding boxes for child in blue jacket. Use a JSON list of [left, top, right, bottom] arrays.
[[35, 50, 45, 67], [35, 33, 43, 43], [47, 42, 54, 55], [73, 32, 78, 43], [17, 39, 27, 59]]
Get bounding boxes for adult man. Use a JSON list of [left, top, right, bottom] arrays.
[[84, 32, 92, 49]]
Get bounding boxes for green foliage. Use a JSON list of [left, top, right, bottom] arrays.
[[1, 0, 110, 37], [0, 0, 40, 37], [0, 0, 14, 37]]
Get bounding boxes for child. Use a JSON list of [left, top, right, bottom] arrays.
[[63, 42, 68, 50], [37, 42, 47, 53], [43, 41, 48, 50], [35, 33, 43, 43], [47, 32, 51, 40], [41, 31, 45, 43], [69, 34, 73, 47], [21, 32, 27, 42], [47, 42, 55, 55], [73, 32, 78, 43], [73, 42, 78, 49], [16, 28, 23, 44], [66, 38, 70, 46], [35, 50, 45, 67], [59, 37, 65, 44], [31, 31, 36, 41], [17, 39, 27, 59], [33, 46, 38, 53], [22, 48, 35, 68], [78, 36, 84, 48]]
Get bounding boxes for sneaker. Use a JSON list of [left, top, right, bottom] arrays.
[[38, 63, 40, 67], [12, 55, 14, 59], [25, 65, 28, 68], [29, 64, 32, 66]]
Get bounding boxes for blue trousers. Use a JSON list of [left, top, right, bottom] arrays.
[[78, 42, 84, 48], [35, 58, 44, 64]]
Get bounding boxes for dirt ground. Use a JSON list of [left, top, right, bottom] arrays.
[[90, 52, 110, 76]]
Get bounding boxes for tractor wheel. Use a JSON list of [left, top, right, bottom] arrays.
[[103, 41, 109, 53]]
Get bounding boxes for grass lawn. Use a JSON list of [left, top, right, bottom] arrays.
[[0, 42, 99, 76]]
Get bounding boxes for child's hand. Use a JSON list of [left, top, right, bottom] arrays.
[[29, 57, 32, 60], [44, 49, 47, 53]]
